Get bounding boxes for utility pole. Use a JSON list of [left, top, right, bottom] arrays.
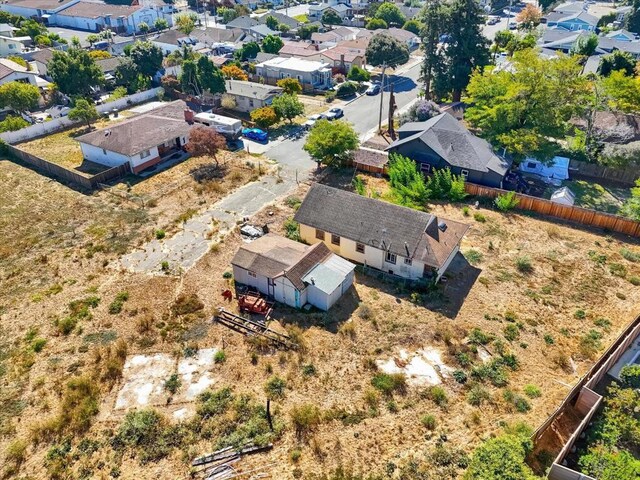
[[505, 0, 513, 31], [377, 63, 387, 134], [388, 83, 396, 140]]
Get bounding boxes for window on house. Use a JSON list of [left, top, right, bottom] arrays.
[[102, 148, 107, 155], [140, 149, 151, 159], [249, 99, 254, 107], [461, 169, 469, 179], [248, 271, 257, 278], [404, 257, 412, 266], [420, 163, 431, 173], [8, 44, 14, 49], [356, 242, 365, 254], [331, 234, 340, 246], [385, 251, 396, 264], [315, 229, 325, 240]]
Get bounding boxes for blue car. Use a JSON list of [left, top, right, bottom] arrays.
[[242, 128, 268, 142]]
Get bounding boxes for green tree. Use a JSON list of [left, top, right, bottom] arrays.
[[265, 15, 279, 30], [197, 56, 225, 94], [48, 48, 104, 96], [180, 59, 200, 94], [236, 41, 261, 61], [154, 18, 169, 31], [365, 32, 410, 69], [602, 70, 640, 113], [272, 93, 304, 123], [276, 77, 302, 94], [579, 444, 640, 480], [34, 35, 52, 47], [598, 50, 637, 77], [366, 18, 388, 30], [16, 19, 46, 40], [375, 2, 406, 26], [465, 49, 590, 160], [175, 13, 196, 35], [433, 0, 490, 101], [114, 57, 139, 91], [7, 55, 28, 69], [426, 167, 466, 201], [619, 364, 640, 388], [86, 33, 100, 46], [347, 65, 370, 83], [68, 99, 99, 129], [420, 0, 447, 99], [129, 40, 163, 79], [571, 33, 599, 56], [465, 429, 538, 480], [138, 22, 149, 36], [621, 179, 640, 220], [626, 0, 640, 34], [403, 19, 423, 35], [303, 119, 359, 167], [388, 154, 429, 208], [0, 114, 29, 132], [262, 34, 284, 54], [250, 106, 279, 129], [322, 9, 343, 25], [298, 23, 319, 40], [336, 81, 357, 98]]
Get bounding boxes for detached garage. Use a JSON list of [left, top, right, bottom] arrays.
[[231, 234, 355, 311]]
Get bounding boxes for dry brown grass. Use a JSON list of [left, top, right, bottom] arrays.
[[2, 170, 640, 479]]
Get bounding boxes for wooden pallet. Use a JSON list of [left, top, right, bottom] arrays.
[[214, 309, 296, 350]]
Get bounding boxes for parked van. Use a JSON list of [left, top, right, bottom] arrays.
[[193, 112, 243, 139]]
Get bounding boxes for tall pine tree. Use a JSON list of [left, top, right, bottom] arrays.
[[420, 0, 447, 99], [626, 0, 640, 34], [433, 0, 490, 102]]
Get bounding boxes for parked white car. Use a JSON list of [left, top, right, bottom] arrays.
[[303, 113, 327, 128]]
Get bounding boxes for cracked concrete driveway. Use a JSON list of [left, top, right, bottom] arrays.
[[120, 167, 307, 274]]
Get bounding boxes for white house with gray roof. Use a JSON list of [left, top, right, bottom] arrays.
[[224, 79, 283, 113], [255, 56, 332, 89]]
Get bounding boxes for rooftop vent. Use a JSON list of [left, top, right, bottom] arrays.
[[438, 221, 447, 232]]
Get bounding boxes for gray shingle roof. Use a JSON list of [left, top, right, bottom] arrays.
[[293, 184, 469, 269], [387, 113, 511, 177], [225, 79, 282, 100], [96, 57, 121, 74], [258, 11, 300, 29], [226, 15, 259, 29], [76, 100, 192, 157]]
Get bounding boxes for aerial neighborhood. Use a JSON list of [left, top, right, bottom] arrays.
[[2, 0, 640, 478]]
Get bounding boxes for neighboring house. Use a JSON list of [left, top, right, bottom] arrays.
[[249, 24, 279, 40], [153, 28, 245, 54], [75, 100, 193, 174], [540, 28, 640, 58], [96, 57, 121, 83], [51, 1, 173, 35], [545, 10, 598, 31], [255, 56, 332, 90], [0, 0, 78, 21], [191, 27, 245, 45], [309, 2, 352, 21], [224, 79, 283, 113], [257, 11, 300, 31], [319, 46, 366, 71], [254, 51, 279, 63], [0, 34, 27, 56], [0, 58, 48, 87], [311, 26, 356, 46], [210, 55, 232, 68], [615, 5, 632, 23], [235, 0, 261, 11], [278, 42, 322, 61], [386, 113, 512, 188], [226, 15, 260, 32], [294, 184, 469, 282], [29, 47, 55, 77], [553, 1, 588, 15], [231, 233, 355, 311], [605, 29, 636, 42], [0, 23, 17, 37], [386, 27, 420, 50]]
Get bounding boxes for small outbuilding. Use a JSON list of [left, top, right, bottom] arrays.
[[550, 186, 576, 206], [231, 233, 355, 311]]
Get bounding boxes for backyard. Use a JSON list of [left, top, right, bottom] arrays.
[[2, 161, 640, 478], [544, 179, 632, 215]]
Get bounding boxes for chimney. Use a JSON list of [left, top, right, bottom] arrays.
[[184, 108, 194, 124]]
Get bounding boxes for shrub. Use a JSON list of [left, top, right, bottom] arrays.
[[453, 370, 467, 384], [155, 229, 165, 239], [264, 375, 287, 399], [371, 373, 407, 396], [336, 81, 357, 98], [250, 106, 279, 129], [108, 291, 129, 314], [619, 364, 640, 388], [56, 316, 77, 335], [465, 429, 537, 479], [515, 256, 533, 274], [164, 373, 181, 394], [620, 248, 640, 262], [284, 218, 301, 241], [456, 352, 472, 367], [465, 249, 483, 265], [290, 403, 322, 439], [523, 384, 541, 398], [467, 384, 490, 406], [290, 448, 302, 463], [171, 293, 204, 316], [609, 262, 627, 277], [427, 386, 448, 408], [32, 338, 47, 353], [473, 212, 486, 222], [543, 334, 555, 345], [579, 330, 602, 358], [114, 409, 177, 464], [421, 414, 437, 430], [468, 328, 492, 345], [222, 271, 233, 279], [462, 206, 470, 216], [594, 317, 612, 330], [503, 324, 519, 342], [494, 191, 519, 211], [301, 363, 316, 377], [425, 167, 466, 201], [574, 309, 587, 319], [629, 276, 640, 286], [214, 350, 226, 364], [513, 395, 531, 413], [352, 175, 366, 195]]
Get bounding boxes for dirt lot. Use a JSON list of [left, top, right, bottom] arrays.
[[2, 165, 640, 479]]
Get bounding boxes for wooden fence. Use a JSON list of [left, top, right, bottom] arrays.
[[570, 159, 639, 186], [8, 145, 129, 190], [464, 182, 640, 238]]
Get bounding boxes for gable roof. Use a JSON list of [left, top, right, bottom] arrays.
[[546, 10, 598, 26], [387, 27, 419, 42], [191, 27, 245, 44], [320, 45, 364, 62], [76, 100, 193, 157], [0, 57, 30, 80], [231, 233, 337, 290], [258, 11, 300, 29], [279, 42, 321, 57], [250, 24, 279, 37], [57, 1, 141, 18], [293, 184, 469, 269], [256, 56, 331, 72], [96, 57, 121, 74], [30, 47, 55, 65], [606, 29, 636, 40], [225, 79, 283, 100], [387, 113, 511, 177], [226, 15, 259, 29], [2, 0, 75, 11]]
